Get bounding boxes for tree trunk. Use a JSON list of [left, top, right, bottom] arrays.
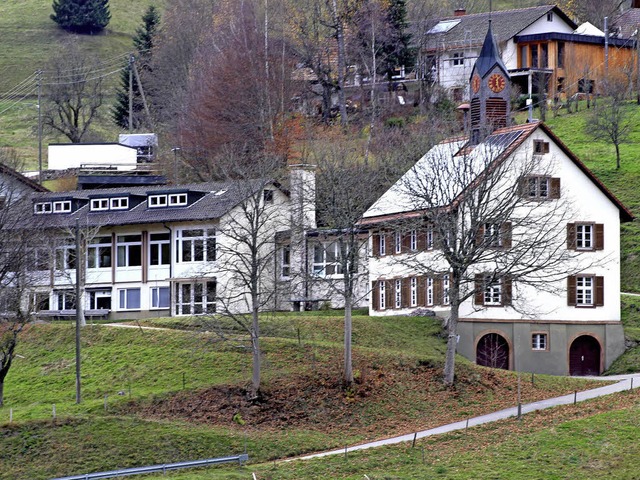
[[251, 305, 261, 399], [443, 273, 460, 386], [343, 294, 353, 386], [0, 380, 4, 407], [330, 0, 348, 126], [615, 144, 621, 169]]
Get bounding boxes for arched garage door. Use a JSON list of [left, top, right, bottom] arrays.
[[569, 335, 601, 376], [476, 333, 509, 370]]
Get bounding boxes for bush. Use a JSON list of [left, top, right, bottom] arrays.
[[51, 0, 111, 34]]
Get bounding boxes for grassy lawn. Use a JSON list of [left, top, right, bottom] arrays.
[[0, 313, 605, 479]]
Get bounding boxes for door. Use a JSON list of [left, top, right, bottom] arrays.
[[476, 333, 509, 370], [569, 335, 601, 376]]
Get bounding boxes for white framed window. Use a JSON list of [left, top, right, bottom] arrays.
[[168, 193, 188, 206], [148, 195, 168, 208], [395, 279, 402, 308], [151, 286, 170, 309], [410, 230, 418, 251], [54, 290, 75, 310], [484, 223, 502, 248], [379, 281, 386, 310], [379, 234, 386, 256], [55, 239, 76, 270], [527, 176, 549, 199], [576, 224, 593, 250], [116, 234, 142, 267], [34, 202, 52, 214], [410, 277, 417, 307], [263, 189, 274, 203], [90, 198, 109, 211], [483, 276, 502, 305], [452, 52, 464, 66], [576, 276, 594, 306], [443, 274, 450, 305], [87, 236, 112, 269], [313, 242, 345, 277], [532, 333, 547, 351], [176, 229, 216, 263], [280, 245, 291, 278], [110, 197, 129, 210], [149, 233, 171, 266], [394, 231, 402, 254], [174, 280, 216, 315], [118, 288, 141, 310], [53, 200, 71, 213], [87, 290, 111, 310], [426, 225, 434, 250], [426, 277, 434, 306]]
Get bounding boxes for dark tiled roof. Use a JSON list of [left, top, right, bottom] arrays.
[[424, 5, 576, 51], [474, 24, 509, 77], [29, 180, 281, 229], [611, 8, 640, 39]]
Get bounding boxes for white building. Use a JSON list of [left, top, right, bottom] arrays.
[[361, 25, 633, 376]]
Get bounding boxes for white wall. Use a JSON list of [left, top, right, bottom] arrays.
[[48, 144, 138, 171]]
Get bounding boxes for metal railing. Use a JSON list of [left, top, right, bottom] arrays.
[[51, 454, 249, 480]]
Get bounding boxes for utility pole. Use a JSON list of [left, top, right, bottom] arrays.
[[75, 218, 82, 404], [636, 27, 640, 104], [131, 57, 154, 131], [128, 54, 134, 132], [604, 17, 609, 77], [37, 70, 43, 185]]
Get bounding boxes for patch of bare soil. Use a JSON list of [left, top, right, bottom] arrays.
[[119, 353, 602, 439]]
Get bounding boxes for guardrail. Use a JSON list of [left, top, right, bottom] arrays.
[[51, 454, 249, 480]]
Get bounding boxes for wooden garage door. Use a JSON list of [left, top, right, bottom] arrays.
[[569, 335, 601, 376]]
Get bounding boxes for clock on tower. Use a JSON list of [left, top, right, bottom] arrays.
[[488, 73, 506, 93]]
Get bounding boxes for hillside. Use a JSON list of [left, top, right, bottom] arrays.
[[0, 314, 600, 479]]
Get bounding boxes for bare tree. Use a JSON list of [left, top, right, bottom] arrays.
[[199, 155, 288, 400], [375, 131, 588, 385], [312, 145, 382, 386], [587, 76, 633, 169], [42, 40, 105, 143]]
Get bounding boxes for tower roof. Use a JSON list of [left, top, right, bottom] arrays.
[[473, 22, 509, 79]]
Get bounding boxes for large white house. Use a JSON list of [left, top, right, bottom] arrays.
[[361, 25, 633, 376], [21, 166, 368, 319]]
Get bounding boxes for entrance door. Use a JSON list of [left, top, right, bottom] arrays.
[[476, 333, 509, 370], [569, 335, 601, 376]]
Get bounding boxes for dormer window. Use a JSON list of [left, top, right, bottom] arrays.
[[34, 202, 52, 214], [53, 200, 71, 213], [149, 195, 168, 208], [263, 189, 274, 203], [110, 197, 129, 210], [90, 199, 109, 211], [168, 193, 187, 206]]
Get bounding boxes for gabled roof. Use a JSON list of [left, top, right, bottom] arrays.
[[0, 163, 48, 193], [424, 5, 577, 51], [28, 179, 286, 229], [360, 122, 633, 224], [611, 8, 640, 39]]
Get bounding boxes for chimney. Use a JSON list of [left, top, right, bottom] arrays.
[[634, 0, 640, 8], [454, 8, 466, 17]]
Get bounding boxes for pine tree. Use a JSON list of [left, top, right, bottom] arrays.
[[51, 0, 111, 34], [112, 6, 160, 130], [378, 0, 413, 81]]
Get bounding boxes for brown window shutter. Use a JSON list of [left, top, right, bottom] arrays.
[[544, 142, 550, 154], [595, 276, 604, 306], [402, 277, 411, 307], [434, 277, 443, 305], [476, 223, 485, 247], [417, 230, 426, 251], [501, 222, 512, 249], [387, 233, 395, 256], [550, 177, 561, 199], [417, 276, 426, 306], [475, 274, 484, 305], [567, 223, 576, 250], [385, 280, 394, 309], [567, 275, 576, 306], [502, 276, 512, 306], [517, 176, 527, 198], [372, 234, 380, 257], [402, 233, 411, 253], [372, 281, 380, 310], [595, 224, 604, 250]]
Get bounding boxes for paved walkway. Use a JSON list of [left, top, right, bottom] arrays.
[[295, 373, 640, 461]]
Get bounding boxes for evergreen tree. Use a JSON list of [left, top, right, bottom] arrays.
[[112, 6, 160, 130], [51, 0, 111, 34], [378, 0, 413, 81]]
